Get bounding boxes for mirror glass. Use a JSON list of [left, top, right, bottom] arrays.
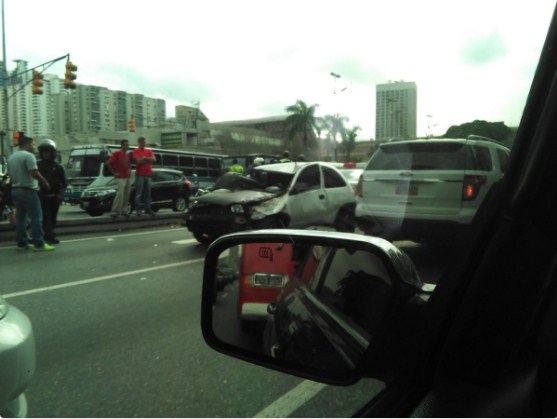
[[211, 241, 394, 374]]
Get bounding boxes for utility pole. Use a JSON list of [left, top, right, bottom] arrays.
[[1, 0, 9, 160]]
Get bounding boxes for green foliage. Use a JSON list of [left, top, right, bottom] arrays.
[[443, 120, 513, 143], [341, 126, 360, 161], [285, 100, 319, 150]]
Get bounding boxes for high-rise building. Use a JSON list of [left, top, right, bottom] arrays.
[[0, 68, 167, 140], [375, 81, 417, 140]]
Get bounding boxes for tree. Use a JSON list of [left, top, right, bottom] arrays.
[[321, 113, 349, 161], [443, 120, 512, 143], [341, 126, 360, 161], [285, 100, 319, 150]]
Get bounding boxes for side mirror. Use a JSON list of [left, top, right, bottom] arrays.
[[201, 230, 432, 385]]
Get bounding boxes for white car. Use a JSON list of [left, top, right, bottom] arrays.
[[185, 162, 357, 244], [355, 136, 510, 242], [0, 297, 36, 418]]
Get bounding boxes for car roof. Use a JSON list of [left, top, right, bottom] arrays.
[[381, 137, 509, 150], [254, 161, 314, 174]]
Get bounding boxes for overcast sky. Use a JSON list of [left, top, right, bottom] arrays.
[[4, 0, 555, 139]]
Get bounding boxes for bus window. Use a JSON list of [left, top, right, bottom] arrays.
[[180, 156, 193, 167], [194, 157, 208, 168], [208, 158, 221, 169], [153, 153, 162, 167], [163, 154, 178, 168]]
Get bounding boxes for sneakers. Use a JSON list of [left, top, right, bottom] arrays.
[[34, 243, 55, 252], [17, 243, 34, 251]]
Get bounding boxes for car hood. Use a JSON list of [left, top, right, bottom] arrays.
[[192, 189, 279, 206]]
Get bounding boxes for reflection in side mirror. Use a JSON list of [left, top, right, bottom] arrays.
[[202, 230, 428, 384]]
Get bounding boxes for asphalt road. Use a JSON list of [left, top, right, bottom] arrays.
[[1, 227, 386, 417]]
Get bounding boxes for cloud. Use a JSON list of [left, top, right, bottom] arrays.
[[461, 33, 507, 66]]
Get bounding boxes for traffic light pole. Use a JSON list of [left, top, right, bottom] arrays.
[[1, 0, 8, 160]]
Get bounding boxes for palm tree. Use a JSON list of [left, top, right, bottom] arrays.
[[322, 113, 349, 160], [341, 126, 360, 161], [285, 100, 319, 149]]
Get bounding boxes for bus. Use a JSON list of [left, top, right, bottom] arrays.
[[64, 144, 226, 203]]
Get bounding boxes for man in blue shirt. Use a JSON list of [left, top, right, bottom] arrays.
[[7, 133, 54, 251]]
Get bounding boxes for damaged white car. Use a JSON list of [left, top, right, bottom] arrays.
[[184, 162, 356, 244]]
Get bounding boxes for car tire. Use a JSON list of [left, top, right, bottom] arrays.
[[334, 207, 356, 233], [86, 208, 105, 217], [172, 196, 188, 212], [192, 230, 217, 245]]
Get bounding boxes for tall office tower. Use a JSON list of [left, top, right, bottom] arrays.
[[375, 81, 417, 140]]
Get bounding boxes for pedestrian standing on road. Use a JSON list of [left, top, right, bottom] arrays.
[[132, 136, 156, 216], [7, 133, 54, 251], [107, 139, 132, 219], [37, 139, 67, 244], [229, 158, 244, 174], [279, 150, 292, 163]]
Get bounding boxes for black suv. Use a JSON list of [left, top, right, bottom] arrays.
[[80, 168, 191, 216]]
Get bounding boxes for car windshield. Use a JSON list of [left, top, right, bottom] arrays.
[[1, 1, 555, 418]]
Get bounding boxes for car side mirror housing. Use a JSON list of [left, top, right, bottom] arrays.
[[201, 229, 432, 385]]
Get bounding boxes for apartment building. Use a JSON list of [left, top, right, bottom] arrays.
[[375, 81, 417, 140]]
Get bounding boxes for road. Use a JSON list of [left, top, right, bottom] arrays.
[[1, 226, 386, 417]]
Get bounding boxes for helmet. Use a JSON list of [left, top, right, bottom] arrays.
[[253, 157, 265, 166], [296, 154, 306, 162], [38, 138, 57, 152]]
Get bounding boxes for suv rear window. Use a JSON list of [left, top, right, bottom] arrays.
[[367, 142, 492, 171]]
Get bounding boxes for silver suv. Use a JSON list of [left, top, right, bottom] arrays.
[[355, 136, 510, 242]]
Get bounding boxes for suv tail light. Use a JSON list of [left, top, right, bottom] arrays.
[[356, 175, 363, 197], [462, 175, 487, 201]]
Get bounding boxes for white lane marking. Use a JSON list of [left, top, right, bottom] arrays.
[[0, 228, 195, 250], [171, 239, 198, 245], [253, 380, 327, 418], [3, 258, 204, 299]]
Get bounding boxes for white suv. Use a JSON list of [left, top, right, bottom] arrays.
[[355, 136, 510, 242]]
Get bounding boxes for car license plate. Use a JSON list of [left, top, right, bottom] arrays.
[[395, 182, 418, 196]]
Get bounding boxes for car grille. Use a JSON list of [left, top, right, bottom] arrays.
[[191, 205, 227, 215]]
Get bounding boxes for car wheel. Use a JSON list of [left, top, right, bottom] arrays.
[[334, 207, 356, 233], [86, 208, 105, 217], [192, 230, 217, 245], [172, 196, 188, 212]]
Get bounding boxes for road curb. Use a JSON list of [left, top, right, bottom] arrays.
[[0, 213, 185, 243]]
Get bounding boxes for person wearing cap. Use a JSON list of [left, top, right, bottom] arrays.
[[7, 133, 54, 251]]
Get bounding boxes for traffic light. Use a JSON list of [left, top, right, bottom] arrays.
[[64, 61, 78, 89], [31, 70, 44, 95], [128, 119, 136, 132], [12, 131, 22, 146]]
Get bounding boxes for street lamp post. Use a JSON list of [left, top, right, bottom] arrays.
[[1, 0, 8, 159]]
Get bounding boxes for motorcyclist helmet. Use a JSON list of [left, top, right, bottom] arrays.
[[253, 157, 265, 166], [38, 139, 57, 160]]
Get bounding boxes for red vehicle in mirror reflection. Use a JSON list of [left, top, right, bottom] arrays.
[[238, 243, 298, 327]]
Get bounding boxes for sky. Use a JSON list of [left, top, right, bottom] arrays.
[[4, 0, 556, 140]]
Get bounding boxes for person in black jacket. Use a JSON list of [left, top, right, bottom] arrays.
[[37, 139, 67, 244]]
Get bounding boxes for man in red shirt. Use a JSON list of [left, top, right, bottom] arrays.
[[107, 139, 132, 219], [132, 136, 157, 216]]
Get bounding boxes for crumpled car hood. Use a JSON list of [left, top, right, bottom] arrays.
[[192, 189, 278, 206]]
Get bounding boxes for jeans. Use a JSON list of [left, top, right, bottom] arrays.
[[11, 188, 45, 248], [135, 175, 152, 212], [111, 177, 131, 214]]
